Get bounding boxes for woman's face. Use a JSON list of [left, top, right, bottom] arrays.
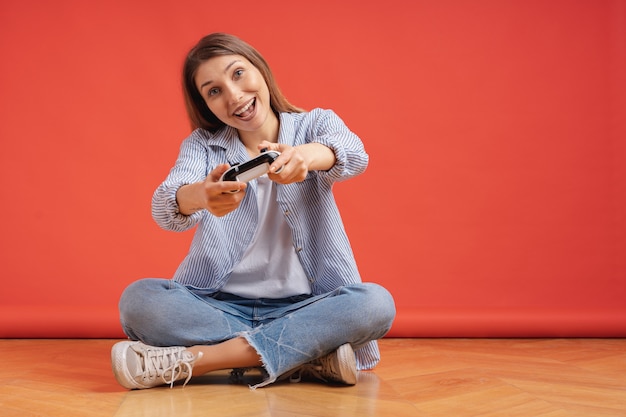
[[194, 54, 274, 135]]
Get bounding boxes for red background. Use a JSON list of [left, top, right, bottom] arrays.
[[1, 0, 624, 337]]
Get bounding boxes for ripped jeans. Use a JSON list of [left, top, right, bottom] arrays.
[[118, 278, 396, 387]]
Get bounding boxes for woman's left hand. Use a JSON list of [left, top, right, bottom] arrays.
[[258, 141, 336, 184]]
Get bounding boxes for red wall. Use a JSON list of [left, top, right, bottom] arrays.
[[1, 0, 624, 338]]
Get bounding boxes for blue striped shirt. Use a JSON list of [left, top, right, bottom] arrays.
[[152, 108, 380, 369]]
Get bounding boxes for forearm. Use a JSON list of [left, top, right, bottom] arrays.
[[176, 182, 207, 215], [152, 182, 202, 232], [299, 142, 337, 172]]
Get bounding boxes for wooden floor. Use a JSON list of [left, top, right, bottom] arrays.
[[1, 338, 625, 416]]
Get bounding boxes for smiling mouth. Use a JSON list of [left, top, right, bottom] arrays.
[[234, 98, 256, 118]]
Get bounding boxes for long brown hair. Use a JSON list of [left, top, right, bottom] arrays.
[[182, 33, 303, 132]]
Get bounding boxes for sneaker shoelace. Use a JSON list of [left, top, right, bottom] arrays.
[[140, 346, 197, 388], [288, 354, 339, 383]]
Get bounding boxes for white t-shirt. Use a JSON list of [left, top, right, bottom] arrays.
[[221, 175, 311, 299]]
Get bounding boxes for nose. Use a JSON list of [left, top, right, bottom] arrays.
[[224, 82, 243, 105]]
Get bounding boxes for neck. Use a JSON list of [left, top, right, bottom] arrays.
[[238, 112, 280, 157]]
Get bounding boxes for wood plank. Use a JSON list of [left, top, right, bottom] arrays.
[[0, 339, 624, 416]]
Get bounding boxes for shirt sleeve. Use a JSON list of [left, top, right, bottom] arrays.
[[151, 132, 209, 232], [307, 109, 369, 183], [355, 340, 382, 370]]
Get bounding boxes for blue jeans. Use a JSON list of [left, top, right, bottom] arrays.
[[119, 279, 395, 387]]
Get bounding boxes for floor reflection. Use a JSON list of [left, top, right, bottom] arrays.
[[113, 371, 385, 417], [264, 371, 384, 417]]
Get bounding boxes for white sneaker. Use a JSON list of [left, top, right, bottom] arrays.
[[287, 343, 357, 385], [111, 341, 202, 389]]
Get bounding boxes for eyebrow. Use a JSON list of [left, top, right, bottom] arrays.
[[198, 59, 242, 91]]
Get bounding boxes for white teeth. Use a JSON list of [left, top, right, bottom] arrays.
[[235, 99, 254, 116]]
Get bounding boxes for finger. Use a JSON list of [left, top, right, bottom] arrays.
[[269, 161, 286, 174], [209, 195, 244, 217], [209, 164, 231, 182], [258, 140, 278, 153], [218, 181, 247, 194], [269, 147, 291, 173]]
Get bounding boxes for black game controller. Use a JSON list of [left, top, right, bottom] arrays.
[[220, 149, 281, 184]]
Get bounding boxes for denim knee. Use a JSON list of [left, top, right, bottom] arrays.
[[118, 278, 171, 340], [359, 283, 396, 331], [339, 283, 396, 340], [119, 278, 164, 314]]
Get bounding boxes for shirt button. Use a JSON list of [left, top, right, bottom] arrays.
[[284, 209, 290, 215], [296, 246, 303, 252]]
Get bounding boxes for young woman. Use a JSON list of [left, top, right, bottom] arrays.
[[112, 32, 395, 390]]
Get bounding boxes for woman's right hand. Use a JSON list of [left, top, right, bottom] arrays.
[[175, 164, 247, 217]]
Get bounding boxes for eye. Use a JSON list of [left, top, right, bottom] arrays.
[[208, 87, 220, 97], [234, 69, 244, 79]]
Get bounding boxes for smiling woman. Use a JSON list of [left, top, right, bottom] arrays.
[[193, 55, 277, 148], [110, 32, 396, 390], [181, 33, 303, 134]]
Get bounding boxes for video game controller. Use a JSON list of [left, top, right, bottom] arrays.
[[220, 149, 281, 184]]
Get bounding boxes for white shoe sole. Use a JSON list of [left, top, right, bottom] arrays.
[[111, 340, 144, 389], [335, 344, 358, 385]]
